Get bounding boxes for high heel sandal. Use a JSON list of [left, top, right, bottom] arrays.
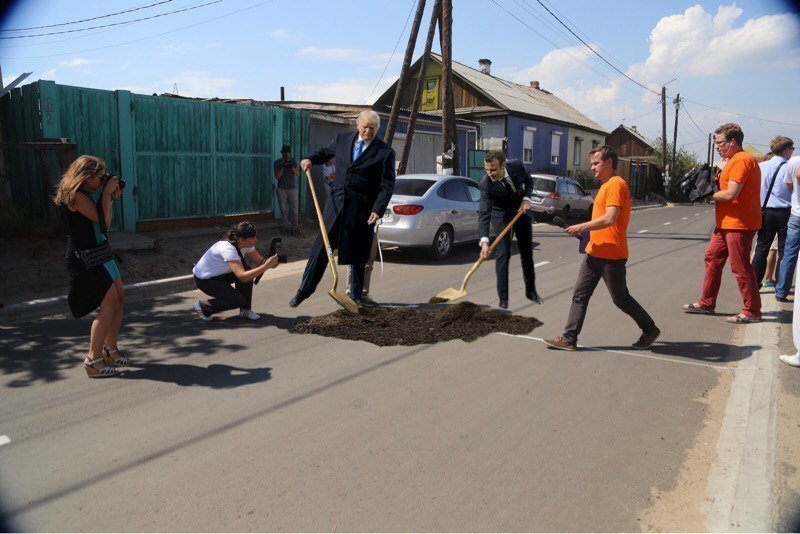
[[103, 347, 133, 367], [84, 358, 119, 378]]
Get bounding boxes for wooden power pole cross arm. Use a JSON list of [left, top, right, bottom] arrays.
[[384, 0, 427, 147], [399, 0, 441, 176]]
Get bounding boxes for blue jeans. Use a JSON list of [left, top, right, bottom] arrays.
[[776, 214, 800, 298]]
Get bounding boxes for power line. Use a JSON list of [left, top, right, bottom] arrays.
[[364, 0, 418, 104], [0, 0, 275, 60], [0, 0, 223, 40], [682, 97, 800, 128], [624, 105, 661, 123], [530, 0, 659, 96], [681, 102, 708, 137], [1, 0, 174, 32]]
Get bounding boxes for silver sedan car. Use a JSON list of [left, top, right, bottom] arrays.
[[379, 174, 481, 258]]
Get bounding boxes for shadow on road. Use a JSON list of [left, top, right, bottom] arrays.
[[649, 341, 759, 362], [0, 294, 308, 388], [119, 363, 272, 388]]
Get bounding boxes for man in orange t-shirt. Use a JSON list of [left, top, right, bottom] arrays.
[[544, 146, 659, 351], [683, 123, 762, 323]]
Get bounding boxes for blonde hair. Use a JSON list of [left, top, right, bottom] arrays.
[[357, 110, 380, 128], [53, 155, 106, 207]]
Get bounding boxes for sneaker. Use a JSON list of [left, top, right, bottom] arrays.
[[542, 336, 577, 351], [193, 301, 211, 321], [632, 327, 661, 350], [779, 353, 800, 367], [239, 309, 260, 320], [764, 280, 776, 287]]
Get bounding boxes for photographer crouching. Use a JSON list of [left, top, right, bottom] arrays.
[[54, 155, 128, 378], [192, 222, 281, 321]]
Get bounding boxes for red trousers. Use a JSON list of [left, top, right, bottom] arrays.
[[698, 228, 761, 318]]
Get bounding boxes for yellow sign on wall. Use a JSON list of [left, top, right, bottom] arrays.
[[420, 77, 440, 112]]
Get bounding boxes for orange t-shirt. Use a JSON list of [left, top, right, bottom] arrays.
[[715, 150, 761, 230], [586, 176, 631, 260]]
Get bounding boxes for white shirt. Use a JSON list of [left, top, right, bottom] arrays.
[[353, 136, 372, 160], [193, 240, 255, 279], [784, 155, 800, 217], [480, 168, 532, 244]]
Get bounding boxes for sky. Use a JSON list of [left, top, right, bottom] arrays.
[[1, 0, 799, 158]]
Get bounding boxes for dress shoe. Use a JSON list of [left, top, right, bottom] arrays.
[[776, 295, 790, 303], [632, 327, 661, 350], [289, 291, 307, 308], [498, 299, 508, 309], [526, 290, 543, 304], [542, 336, 577, 351]]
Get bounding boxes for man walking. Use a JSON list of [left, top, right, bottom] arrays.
[[543, 146, 659, 350], [683, 123, 762, 323], [274, 145, 300, 235], [752, 136, 794, 289], [290, 110, 396, 307], [478, 150, 541, 309], [775, 153, 800, 302]]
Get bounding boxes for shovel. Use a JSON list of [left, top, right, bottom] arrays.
[[304, 169, 359, 314], [431, 209, 527, 303]]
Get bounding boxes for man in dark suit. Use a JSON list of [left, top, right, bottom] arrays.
[[290, 110, 396, 307], [479, 150, 541, 309]]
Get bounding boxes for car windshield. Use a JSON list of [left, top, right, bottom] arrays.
[[532, 178, 556, 192], [394, 179, 436, 197]]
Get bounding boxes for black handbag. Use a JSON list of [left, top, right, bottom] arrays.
[[75, 242, 114, 269]]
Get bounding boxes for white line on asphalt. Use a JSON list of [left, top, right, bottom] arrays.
[[663, 221, 672, 226], [534, 261, 550, 267], [496, 333, 761, 371], [682, 217, 688, 220], [0, 435, 10, 446], [705, 210, 709, 213], [695, 213, 700, 216], [638, 229, 649, 234]]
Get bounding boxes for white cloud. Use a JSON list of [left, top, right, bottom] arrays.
[[59, 58, 101, 68], [290, 77, 394, 104], [297, 46, 395, 65], [37, 68, 57, 80], [165, 71, 237, 98], [120, 61, 131, 71], [269, 29, 295, 41], [629, 4, 800, 82], [159, 43, 196, 57], [205, 42, 222, 48]]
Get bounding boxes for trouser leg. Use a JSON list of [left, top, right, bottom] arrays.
[[563, 255, 602, 343]]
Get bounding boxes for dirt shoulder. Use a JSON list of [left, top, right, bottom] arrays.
[[775, 314, 800, 532], [0, 220, 317, 306]]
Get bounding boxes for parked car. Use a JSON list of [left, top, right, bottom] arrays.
[[529, 174, 594, 220], [379, 174, 481, 259]]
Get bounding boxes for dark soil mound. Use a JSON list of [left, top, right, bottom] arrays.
[[290, 301, 543, 346]]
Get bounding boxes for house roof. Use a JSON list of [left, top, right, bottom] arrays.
[[612, 124, 657, 149], [429, 53, 609, 136]]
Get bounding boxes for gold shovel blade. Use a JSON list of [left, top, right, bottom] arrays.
[[431, 287, 467, 303], [329, 290, 360, 314]]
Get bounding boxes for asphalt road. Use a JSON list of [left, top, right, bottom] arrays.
[[0, 205, 782, 531]]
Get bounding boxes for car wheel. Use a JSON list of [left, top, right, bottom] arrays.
[[429, 225, 454, 259], [562, 205, 571, 218], [585, 204, 593, 220]]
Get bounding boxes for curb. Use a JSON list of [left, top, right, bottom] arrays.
[[0, 260, 308, 325], [631, 203, 666, 212]]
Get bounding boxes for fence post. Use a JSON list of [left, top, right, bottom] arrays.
[[116, 90, 136, 232]]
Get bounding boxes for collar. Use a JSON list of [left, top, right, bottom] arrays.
[[488, 168, 510, 182], [356, 135, 372, 148]]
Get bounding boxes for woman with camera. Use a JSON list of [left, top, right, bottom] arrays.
[[193, 221, 279, 321], [54, 155, 128, 378]]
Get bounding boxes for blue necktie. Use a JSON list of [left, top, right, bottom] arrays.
[[353, 140, 364, 161]]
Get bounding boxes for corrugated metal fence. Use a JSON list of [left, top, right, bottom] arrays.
[[0, 80, 308, 231]]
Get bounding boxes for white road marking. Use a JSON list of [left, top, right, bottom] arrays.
[[534, 261, 550, 267], [0, 435, 10, 446], [695, 213, 700, 216], [663, 222, 671, 226], [496, 333, 760, 371], [682, 217, 688, 220], [638, 229, 649, 234], [705, 210, 709, 213]]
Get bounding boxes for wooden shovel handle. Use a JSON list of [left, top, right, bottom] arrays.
[[460, 209, 527, 291], [304, 169, 339, 288]]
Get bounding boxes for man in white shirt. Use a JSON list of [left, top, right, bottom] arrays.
[[775, 151, 800, 301]]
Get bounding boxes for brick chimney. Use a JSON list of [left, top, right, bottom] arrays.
[[530, 81, 540, 89], [478, 58, 492, 75]]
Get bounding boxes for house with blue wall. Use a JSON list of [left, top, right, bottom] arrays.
[[376, 54, 608, 176]]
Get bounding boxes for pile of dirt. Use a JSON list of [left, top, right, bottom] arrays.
[[290, 301, 543, 346]]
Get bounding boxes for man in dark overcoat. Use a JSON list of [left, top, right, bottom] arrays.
[[290, 110, 396, 307], [479, 150, 541, 309]]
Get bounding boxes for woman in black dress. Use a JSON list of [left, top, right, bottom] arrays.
[[54, 155, 129, 378]]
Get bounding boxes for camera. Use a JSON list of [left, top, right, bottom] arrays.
[[269, 237, 288, 264], [102, 172, 126, 190]]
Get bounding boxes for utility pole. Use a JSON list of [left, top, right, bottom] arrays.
[[384, 0, 426, 146], [439, 0, 459, 175], [672, 93, 680, 177], [707, 132, 712, 166], [399, 0, 440, 175], [661, 85, 668, 199]]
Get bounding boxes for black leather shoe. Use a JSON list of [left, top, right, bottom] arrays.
[[526, 290, 543, 304], [499, 299, 508, 309], [289, 292, 306, 308], [776, 295, 790, 303]]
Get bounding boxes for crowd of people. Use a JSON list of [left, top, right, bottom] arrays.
[[53, 117, 800, 378]]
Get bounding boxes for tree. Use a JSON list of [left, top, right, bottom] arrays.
[[652, 137, 703, 201]]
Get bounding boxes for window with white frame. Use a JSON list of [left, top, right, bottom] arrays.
[[591, 139, 600, 150], [573, 137, 582, 166], [523, 127, 535, 163], [551, 131, 562, 165]]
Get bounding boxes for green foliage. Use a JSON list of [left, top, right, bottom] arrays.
[[651, 137, 704, 201]]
